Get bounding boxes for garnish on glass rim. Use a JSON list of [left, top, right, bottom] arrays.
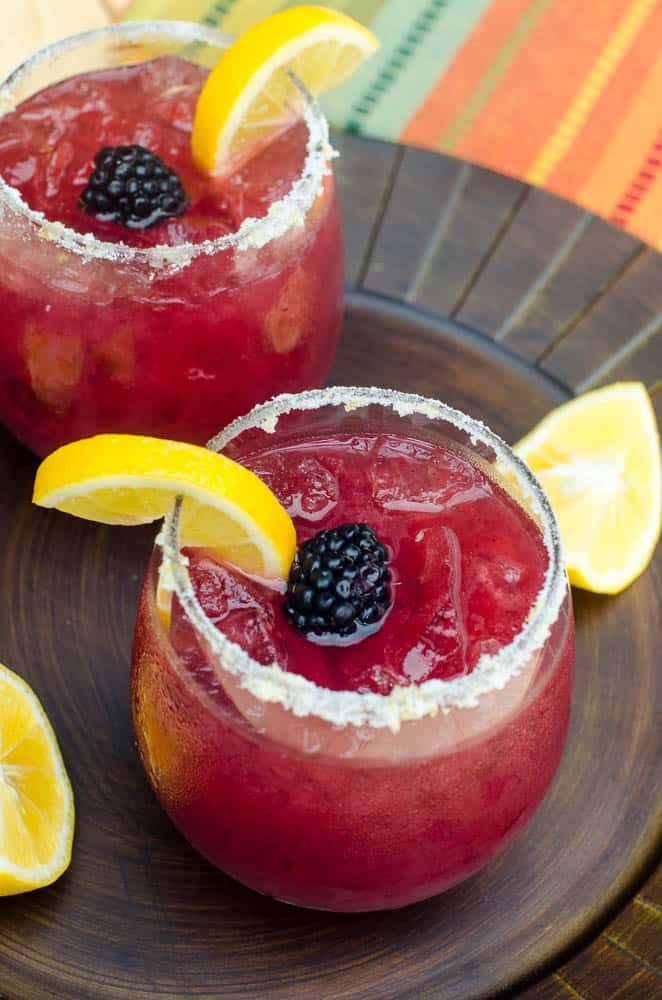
[[190, 5, 379, 176], [32, 433, 296, 581]]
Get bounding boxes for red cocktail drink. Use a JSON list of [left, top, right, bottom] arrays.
[[0, 24, 342, 455], [132, 389, 574, 911]]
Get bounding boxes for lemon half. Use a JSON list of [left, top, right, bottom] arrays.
[[0, 663, 74, 895], [516, 382, 661, 593]]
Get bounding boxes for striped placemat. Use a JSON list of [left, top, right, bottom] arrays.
[[121, 0, 662, 250]]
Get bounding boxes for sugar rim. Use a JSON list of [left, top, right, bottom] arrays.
[[0, 21, 334, 272], [159, 387, 567, 732]]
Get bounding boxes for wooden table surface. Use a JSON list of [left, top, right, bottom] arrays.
[[0, 8, 660, 998], [332, 131, 661, 999]]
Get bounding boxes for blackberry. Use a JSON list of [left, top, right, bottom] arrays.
[[79, 145, 188, 229], [283, 523, 391, 640]]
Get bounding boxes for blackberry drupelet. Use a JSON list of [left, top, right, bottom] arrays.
[[283, 523, 391, 640], [80, 145, 188, 229]]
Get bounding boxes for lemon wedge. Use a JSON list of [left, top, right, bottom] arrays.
[[0, 663, 74, 895], [515, 382, 661, 594], [191, 5, 379, 175], [33, 434, 296, 579]]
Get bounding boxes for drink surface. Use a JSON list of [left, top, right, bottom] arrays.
[[170, 432, 549, 695], [0, 55, 307, 246]]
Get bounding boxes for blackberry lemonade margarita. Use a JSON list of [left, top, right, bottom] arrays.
[[132, 388, 575, 912], [0, 22, 343, 455]]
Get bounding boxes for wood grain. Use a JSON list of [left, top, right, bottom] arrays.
[[521, 979, 585, 1000], [501, 219, 642, 364], [454, 188, 587, 338], [358, 145, 527, 318], [0, 294, 660, 1000], [410, 163, 526, 319], [541, 248, 662, 390], [587, 323, 662, 390], [606, 898, 662, 971], [335, 131, 660, 394], [641, 862, 662, 909], [362, 147, 466, 300], [332, 132, 402, 288], [555, 937, 661, 999]]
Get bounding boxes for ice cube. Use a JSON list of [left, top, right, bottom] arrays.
[[248, 453, 338, 522], [401, 526, 468, 682], [137, 56, 206, 130], [466, 557, 527, 614], [221, 609, 285, 667], [1, 154, 37, 186], [370, 436, 492, 512], [463, 555, 534, 664], [45, 140, 74, 199], [187, 552, 287, 668], [349, 661, 409, 696]]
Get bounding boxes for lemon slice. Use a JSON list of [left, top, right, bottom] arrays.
[[192, 5, 379, 175], [0, 663, 74, 895], [515, 382, 661, 593], [33, 434, 296, 580]]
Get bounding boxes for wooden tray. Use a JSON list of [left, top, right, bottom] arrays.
[[0, 291, 659, 1000]]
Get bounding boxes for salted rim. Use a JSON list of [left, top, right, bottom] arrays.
[[0, 21, 334, 273], [158, 387, 567, 732]]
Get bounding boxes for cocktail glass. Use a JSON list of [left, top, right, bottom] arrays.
[[131, 387, 575, 912], [0, 22, 343, 456]]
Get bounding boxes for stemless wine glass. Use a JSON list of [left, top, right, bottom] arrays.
[[0, 22, 343, 456], [131, 387, 575, 912]]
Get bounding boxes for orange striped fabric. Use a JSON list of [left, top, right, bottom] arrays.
[[124, 0, 662, 248], [401, 0, 662, 246]]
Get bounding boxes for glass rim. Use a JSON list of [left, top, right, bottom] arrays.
[[0, 20, 334, 273], [159, 387, 568, 732]]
